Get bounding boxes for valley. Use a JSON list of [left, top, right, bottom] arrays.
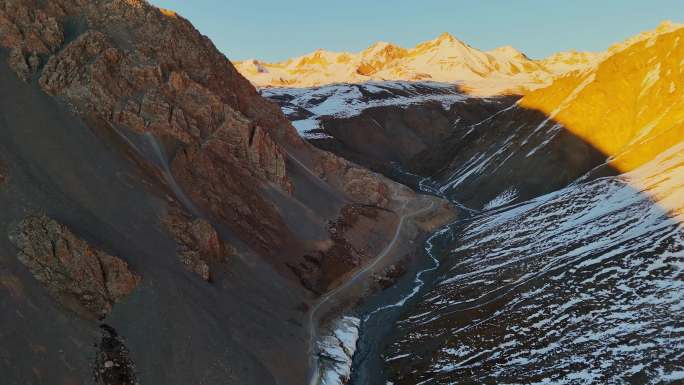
[[253, 21, 684, 385]]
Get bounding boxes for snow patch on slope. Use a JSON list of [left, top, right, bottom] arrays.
[[261, 81, 467, 139], [318, 316, 361, 385], [386, 140, 684, 384], [483, 188, 518, 210]]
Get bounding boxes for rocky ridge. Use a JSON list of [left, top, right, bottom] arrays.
[[0, 0, 430, 278]]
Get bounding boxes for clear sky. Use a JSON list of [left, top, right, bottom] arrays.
[[150, 0, 683, 62]]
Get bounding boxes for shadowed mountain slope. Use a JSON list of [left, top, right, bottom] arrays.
[[0, 1, 455, 384]]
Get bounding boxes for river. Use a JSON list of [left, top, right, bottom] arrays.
[[349, 196, 474, 384]]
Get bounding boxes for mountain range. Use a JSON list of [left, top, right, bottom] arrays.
[[236, 20, 681, 95]]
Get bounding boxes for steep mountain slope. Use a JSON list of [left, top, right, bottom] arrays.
[[0, 1, 454, 384], [429, 23, 684, 209]]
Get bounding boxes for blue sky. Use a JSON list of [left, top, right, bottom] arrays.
[[150, 0, 683, 61]]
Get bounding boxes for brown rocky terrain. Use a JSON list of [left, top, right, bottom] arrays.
[[162, 202, 235, 281], [9, 215, 140, 320], [0, 1, 454, 384]]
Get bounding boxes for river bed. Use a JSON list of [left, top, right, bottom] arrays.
[[349, 216, 468, 384]]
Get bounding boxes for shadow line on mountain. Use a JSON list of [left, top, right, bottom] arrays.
[[325, 88, 684, 385]]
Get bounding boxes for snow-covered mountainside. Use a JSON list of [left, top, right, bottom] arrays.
[[236, 32, 589, 95], [235, 21, 681, 95], [361, 22, 684, 385], [261, 81, 468, 139], [383, 136, 684, 385]]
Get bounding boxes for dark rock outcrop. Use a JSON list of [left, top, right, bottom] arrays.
[[8, 215, 140, 319], [0, 2, 63, 80], [94, 325, 138, 385]]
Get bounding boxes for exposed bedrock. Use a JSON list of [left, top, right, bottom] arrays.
[[8, 215, 140, 320], [162, 202, 236, 281]]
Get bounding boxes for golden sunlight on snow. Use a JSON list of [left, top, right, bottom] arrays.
[[234, 32, 601, 95], [518, 24, 684, 216], [235, 21, 682, 97], [519, 26, 684, 173]]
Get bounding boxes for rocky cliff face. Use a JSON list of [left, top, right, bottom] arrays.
[[162, 202, 235, 281]]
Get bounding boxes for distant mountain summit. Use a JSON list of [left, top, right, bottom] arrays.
[[235, 21, 682, 95]]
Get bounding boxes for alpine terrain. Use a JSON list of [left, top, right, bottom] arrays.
[[240, 20, 684, 385], [0, 2, 682, 385]]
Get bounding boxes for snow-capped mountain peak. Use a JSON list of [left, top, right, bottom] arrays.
[[487, 45, 530, 61], [234, 32, 585, 94], [234, 22, 681, 96]]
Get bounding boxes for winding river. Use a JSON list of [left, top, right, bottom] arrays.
[[349, 190, 476, 385]]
